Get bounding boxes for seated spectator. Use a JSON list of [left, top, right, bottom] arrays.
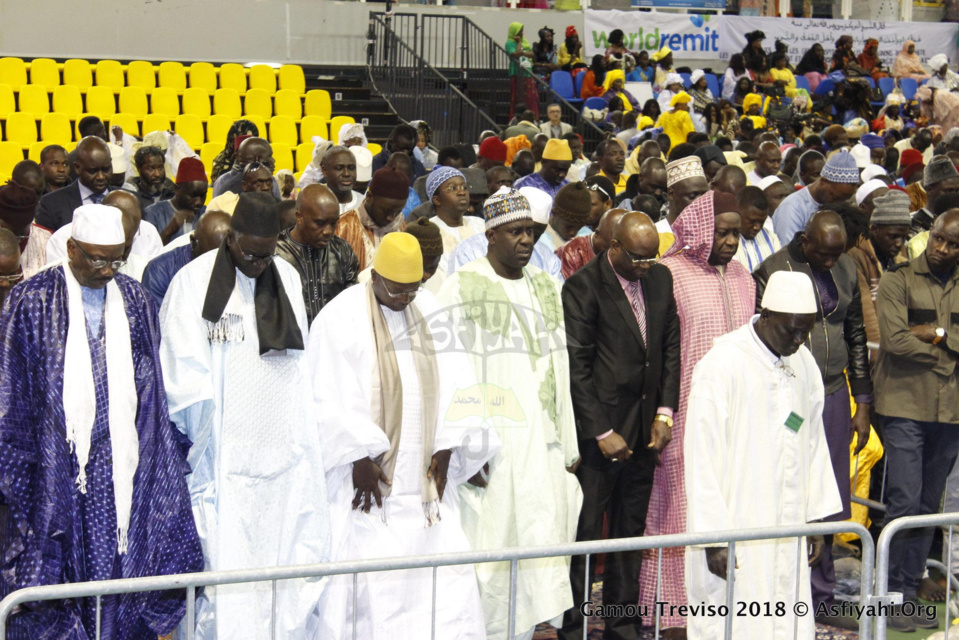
[[125, 145, 175, 210], [651, 46, 675, 93], [541, 103, 573, 139], [741, 93, 768, 131], [927, 54, 959, 92], [211, 136, 280, 199], [558, 26, 585, 71], [796, 43, 829, 92], [603, 69, 640, 112], [831, 36, 866, 76], [769, 53, 797, 98], [742, 30, 767, 76], [917, 86, 959, 137], [892, 40, 931, 82], [581, 55, 607, 100], [338, 123, 367, 148], [723, 54, 751, 100], [143, 157, 209, 245], [634, 50, 655, 82], [532, 26, 559, 79], [688, 70, 714, 114], [858, 39, 890, 83], [210, 118, 258, 182], [604, 28, 636, 73], [656, 73, 685, 114]]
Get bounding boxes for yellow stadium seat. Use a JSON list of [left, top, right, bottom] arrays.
[[28, 141, 47, 163], [63, 59, 93, 93], [182, 87, 211, 118], [248, 65, 276, 94], [110, 113, 139, 138], [329, 116, 356, 144], [188, 62, 217, 94], [279, 64, 306, 96], [86, 86, 117, 120], [151, 87, 180, 118], [0, 85, 15, 119], [119, 87, 149, 119], [274, 89, 302, 121], [272, 143, 294, 173], [245, 115, 267, 139], [200, 141, 220, 175], [95, 60, 125, 94], [158, 62, 187, 93], [5, 112, 38, 148], [18, 84, 50, 118], [213, 88, 241, 119], [295, 141, 314, 172], [53, 85, 83, 119], [243, 88, 272, 120], [0, 142, 23, 177], [30, 58, 61, 92], [142, 114, 170, 136], [299, 115, 328, 144], [0, 58, 27, 90], [206, 114, 232, 145], [268, 115, 297, 147], [41, 113, 72, 145], [175, 114, 204, 150], [127, 60, 156, 92], [218, 64, 247, 94], [367, 142, 383, 156], [304, 90, 331, 120]]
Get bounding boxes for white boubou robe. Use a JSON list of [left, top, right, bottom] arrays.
[[308, 283, 500, 640], [684, 317, 843, 640], [159, 250, 331, 640]]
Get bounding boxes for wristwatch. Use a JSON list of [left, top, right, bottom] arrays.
[[934, 327, 946, 345], [655, 414, 674, 428]]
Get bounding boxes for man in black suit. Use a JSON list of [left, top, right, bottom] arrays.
[[35, 137, 113, 232], [559, 210, 681, 640]]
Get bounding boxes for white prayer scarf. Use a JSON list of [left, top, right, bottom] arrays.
[[62, 265, 139, 554]]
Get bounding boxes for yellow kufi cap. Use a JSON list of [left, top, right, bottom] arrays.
[[373, 232, 423, 284], [542, 138, 573, 162]]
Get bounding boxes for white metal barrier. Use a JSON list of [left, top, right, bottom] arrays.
[[0, 521, 874, 640]]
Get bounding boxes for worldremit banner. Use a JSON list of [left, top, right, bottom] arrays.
[[583, 11, 721, 59], [719, 16, 959, 66], [584, 10, 959, 65]]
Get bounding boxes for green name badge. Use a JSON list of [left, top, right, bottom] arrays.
[[785, 412, 804, 433]]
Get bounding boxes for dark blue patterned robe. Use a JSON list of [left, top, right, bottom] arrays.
[[0, 266, 204, 639]]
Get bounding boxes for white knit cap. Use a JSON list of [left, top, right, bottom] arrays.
[[690, 69, 705, 85], [350, 146, 374, 182], [849, 143, 871, 169], [757, 175, 783, 190], [761, 271, 817, 314], [861, 164, 888, 182], [519, 186, 553, 225], [855, 179, 888, 206], [71, 204, 125, 245]]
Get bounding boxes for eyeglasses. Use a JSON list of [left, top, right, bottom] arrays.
[[74, 242, 127, 271], [381, 278, 420, 301], [619, 244, 659, 265], [443, 183, 469, 194], [0, 272, 23, 284]]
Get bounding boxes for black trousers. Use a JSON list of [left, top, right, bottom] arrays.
[[558, 444, 657, 640]]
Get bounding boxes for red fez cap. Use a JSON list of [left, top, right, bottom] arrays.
[[369, 166, 410, 200], [234, 134, 252, 152], [900, 148, 923, 168], [0, 181, 39, 229], [479, 137, 508, 162], [176, 157, 208, 184], [902, 161, 925, 183]]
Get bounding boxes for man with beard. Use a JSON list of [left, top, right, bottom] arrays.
[[143, 157, 209, 245], [124, 146, 175, 211], [323, 145, 365, 214], [335, 167, 409, 270]]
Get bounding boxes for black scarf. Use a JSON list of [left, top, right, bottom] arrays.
[[201, 240, 304, 355]]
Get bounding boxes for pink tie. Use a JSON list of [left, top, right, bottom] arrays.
[[628, 281, 647, 347]]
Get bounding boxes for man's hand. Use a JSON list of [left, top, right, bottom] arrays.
[[910, 324, 938, 344], [352, 457, 390, 513], [111, 125, 124, 143], [598, 432, 632, 462], [174, 208, 196, 227], [851, 404, 871, 456], [808, 535, 825, 567], [467, 463, 489, 488], [428, 449, 452, 501], [566, 459, 580, 474], [647, 418, 672, 463], [706, 547, 733, 579]]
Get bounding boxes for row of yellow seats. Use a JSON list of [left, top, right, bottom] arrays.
[[0, 85, 334, 123], [0, 58, 306, 96], [2, 112, 356, 150]]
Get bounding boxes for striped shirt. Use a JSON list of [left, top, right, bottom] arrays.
[[733, 223, 782, 273]]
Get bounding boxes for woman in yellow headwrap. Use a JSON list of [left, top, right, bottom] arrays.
[[740, 92, 768, 130], [506, 23, 538, 120], [602, 69, 640, 112], [655, 91, 696, 150]]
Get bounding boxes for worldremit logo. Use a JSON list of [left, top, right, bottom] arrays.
[[591, 15, 719, 54]]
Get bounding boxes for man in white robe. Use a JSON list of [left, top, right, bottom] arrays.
[[309, 231, 497, 640], [159, 192, 331, 640], [684, 271, 843, 640], [438, 187, 583, 640]]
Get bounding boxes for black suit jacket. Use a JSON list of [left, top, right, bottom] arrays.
[[36, 181, 84, 232], [562, 251, 681, 464]]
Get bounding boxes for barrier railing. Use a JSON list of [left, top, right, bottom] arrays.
[[0, 521, 873, 640], [872, 512, 959, 639]]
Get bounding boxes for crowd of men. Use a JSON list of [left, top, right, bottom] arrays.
[[0, 111, 957, 640]]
